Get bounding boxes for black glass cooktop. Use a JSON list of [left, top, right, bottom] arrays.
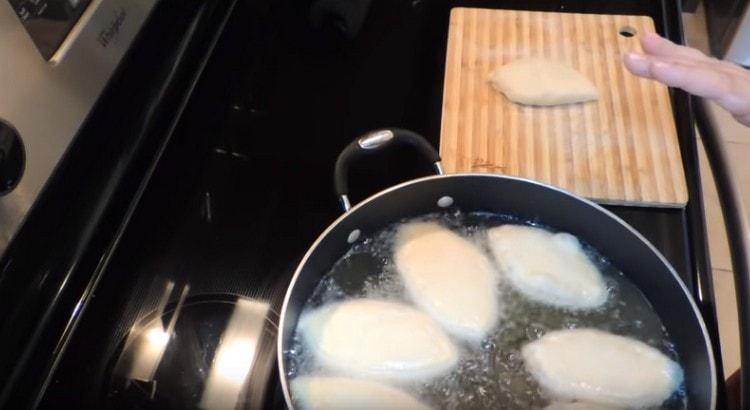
[[37, 0, 706, 408]]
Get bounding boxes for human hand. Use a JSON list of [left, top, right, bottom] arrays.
[[623, 32, 750, 127]]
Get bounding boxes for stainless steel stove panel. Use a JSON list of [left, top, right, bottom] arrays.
[[0, 0, 156, 254]]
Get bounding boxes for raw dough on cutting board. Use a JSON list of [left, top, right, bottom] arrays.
[[487, 225, 607, 309], [394, 222, 500, 342], [290, 376, 432, 410], [522, 328, 684, 408], [297, 299, 458, 382], [488, 58, 599, 106]]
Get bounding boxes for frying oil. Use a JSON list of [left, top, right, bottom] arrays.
[[285, 211, 686, 409]]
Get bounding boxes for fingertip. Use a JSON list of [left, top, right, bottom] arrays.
[[640, 32, 676, 55], [623, 52, 652, 77], [639, 32, 660, 48], [641, 31, 663, 42], [623, 52, 645, 62]]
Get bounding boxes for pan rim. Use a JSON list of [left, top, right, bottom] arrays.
[[277, 172, 717, 409]]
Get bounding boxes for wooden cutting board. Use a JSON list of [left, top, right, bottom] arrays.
[[439, 8, 688, 207]]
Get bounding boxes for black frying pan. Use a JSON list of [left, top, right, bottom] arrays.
[[277, 128, 717, 408]]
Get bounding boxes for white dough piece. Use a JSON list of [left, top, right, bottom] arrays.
[[545, 401, 622, 410], [487, 225, 607, 309], [488, 58, 599, 106], [291, 376, 431, 410], [523, 329, 684, 408], [394, 222, 500, 342], [298, 299, 458, 381]]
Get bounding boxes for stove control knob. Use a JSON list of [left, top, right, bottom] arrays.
[[0, 120, 25, 195]]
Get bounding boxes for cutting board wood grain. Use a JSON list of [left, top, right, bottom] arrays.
[[440, 8, 688, 207]]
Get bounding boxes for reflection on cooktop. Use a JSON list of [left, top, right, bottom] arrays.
[[106, 290, 278, 410]]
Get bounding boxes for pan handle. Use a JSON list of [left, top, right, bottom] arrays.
[[334, 128, 443, 211]]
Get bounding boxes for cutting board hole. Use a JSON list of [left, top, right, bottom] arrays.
[[619, 26, 637, 37]]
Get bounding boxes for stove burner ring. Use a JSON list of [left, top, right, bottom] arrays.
[[103, 293, 279, 410]]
